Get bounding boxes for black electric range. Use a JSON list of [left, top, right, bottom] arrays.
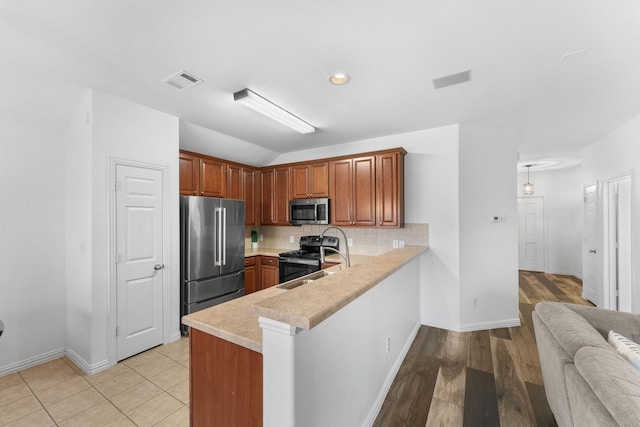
[[278, 235, 339, 283]]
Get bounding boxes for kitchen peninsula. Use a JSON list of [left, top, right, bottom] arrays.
[[183, 245, 427, 426]]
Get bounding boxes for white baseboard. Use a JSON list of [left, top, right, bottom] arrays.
[[165, 330, 182, 344], [0, 347, 66, 377], [458, 318, 520, 332], [421, 318, 521, 332], [363, 321, 421, 427], [0, 348, 112, 377], [65, 348, 111, 375]]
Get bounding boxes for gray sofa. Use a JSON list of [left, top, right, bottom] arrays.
[[532, 302, 640, 427]]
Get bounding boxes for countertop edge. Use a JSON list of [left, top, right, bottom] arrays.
[[252, 245, 428, 330]]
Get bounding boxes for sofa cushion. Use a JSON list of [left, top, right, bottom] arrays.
[[565, 363, 616, 427], [608, 330, 640, 371], [575, 346, 640, 427], [535, 302, 610, 358]]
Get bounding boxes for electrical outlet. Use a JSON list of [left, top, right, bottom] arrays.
[[393, 240, 399, 248], [385, 337, 391, 354], [290, 235, 295, 244], [259, 234, 264, 241], [348, 238, 353, 247], [399, 240, 405, 247]]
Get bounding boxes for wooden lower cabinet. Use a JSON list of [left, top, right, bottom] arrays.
[[260, 256, 279, 289], [190, 328, 262, 426], [244, 257, 258, 294]]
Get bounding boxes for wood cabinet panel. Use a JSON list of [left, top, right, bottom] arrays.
[[200, 158, 227, 197], [329, 156, 375, 226], [291, 162, 329, 199], [274, 167, 290, 224], [376, 152, 404, 227], [243, 168, 258, 226], [227, 164, 243, 200], [329, 159, 353, 226], [259, 256, 279, 289], [310, 162, 329, 197], [353, 156, 376, 226], [179, 152, 200, 196], [260, 167, 289, 225], [190, 328, 262, 426], [260, 169, 275, 224], [244, 257, 258, 295]]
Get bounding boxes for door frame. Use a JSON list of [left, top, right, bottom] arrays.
[[604, 172, 634, 312], [517, 195, 547, 272], [107, 157, 171, 366]]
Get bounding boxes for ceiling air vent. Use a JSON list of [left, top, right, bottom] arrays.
[[162, 70, 204, 90], [432, 70, 471, 89]]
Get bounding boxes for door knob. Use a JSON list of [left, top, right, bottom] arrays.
[[154, 264, 165, 270], [589, 249, 597, 254]]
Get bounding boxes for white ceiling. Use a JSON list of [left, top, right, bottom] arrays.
[[2, 0, 639, 162]]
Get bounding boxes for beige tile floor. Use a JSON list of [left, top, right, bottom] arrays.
[[0, 337, 190, 427]]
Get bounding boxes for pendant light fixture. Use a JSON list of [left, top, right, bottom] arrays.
[[523, 165, 535, 195]]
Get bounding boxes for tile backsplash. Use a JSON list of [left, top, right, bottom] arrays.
[[245, 223, 429, 256]]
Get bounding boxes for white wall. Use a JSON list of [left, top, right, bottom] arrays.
[[179, 120, 279, 166], [581, 113, 640, 312], [65, 92, 94, 364], [270, 126, 463, 329], [0, 120, 67, 373], [458, 124, 519, 329], [271, 124, 519, 331], [517, 165, 583, 277], [89, 90, 180, 368], [262, 258, 421, 427]]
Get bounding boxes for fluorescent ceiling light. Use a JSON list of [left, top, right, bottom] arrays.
[[233, 88, 315, 134]]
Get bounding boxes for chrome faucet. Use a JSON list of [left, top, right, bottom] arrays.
[[320, 226, 351, 268]]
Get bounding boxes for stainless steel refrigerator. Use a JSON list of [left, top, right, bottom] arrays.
[[180, 196, 245, 334]]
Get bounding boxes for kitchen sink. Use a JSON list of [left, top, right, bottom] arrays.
[[276, 270, 334, 290]]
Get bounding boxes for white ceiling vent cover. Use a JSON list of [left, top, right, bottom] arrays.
[[432, 70, 471, 89], [162, 70, 204, 90]]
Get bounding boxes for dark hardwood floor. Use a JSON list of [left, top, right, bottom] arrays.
[[373, 271, 593, 427]]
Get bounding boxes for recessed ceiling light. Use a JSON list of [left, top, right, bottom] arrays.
[[329, 73, 351, 85]]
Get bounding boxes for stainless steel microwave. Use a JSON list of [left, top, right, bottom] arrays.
[[289, 198, 330, 225]]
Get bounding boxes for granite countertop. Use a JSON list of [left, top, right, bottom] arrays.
[[244, 247, 290, 257], [182, 245, 428, 353]]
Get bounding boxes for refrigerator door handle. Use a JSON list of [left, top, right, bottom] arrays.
[[222, 207, 227, 266], [215, 207, 223, 266]]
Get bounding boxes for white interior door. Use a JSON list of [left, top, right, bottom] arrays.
[[116, 164, 164, 361], [583, 184, 599, 305], [608, 177, 632, 312], [518, 197, 545, 272]]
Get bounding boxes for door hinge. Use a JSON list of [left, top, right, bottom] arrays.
[[116, 326, 120, 337], [115, 181, 121, 191]]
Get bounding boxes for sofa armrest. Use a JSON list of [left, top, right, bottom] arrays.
[[574, 346, 640, 427], [566, 304, 640, 342]]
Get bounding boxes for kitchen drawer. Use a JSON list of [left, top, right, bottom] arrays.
[[260, 256, 278, 266], [245, 257, 256, 267]]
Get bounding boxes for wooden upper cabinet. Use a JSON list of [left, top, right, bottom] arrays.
[[291, 162, 329, 199], [329, 149, 405, 228], [260, 167, 290, 225], [227, 164, 243, 200], [179, 152, 200, 196], [243, 168, 258, 226], [274, 167, 290, 224], [376, 151, 404, 227], [200, 158, 227, 197], [329, 156, 376, 226], [260, 168, 275, 225], [329, 159, 353, 226]]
